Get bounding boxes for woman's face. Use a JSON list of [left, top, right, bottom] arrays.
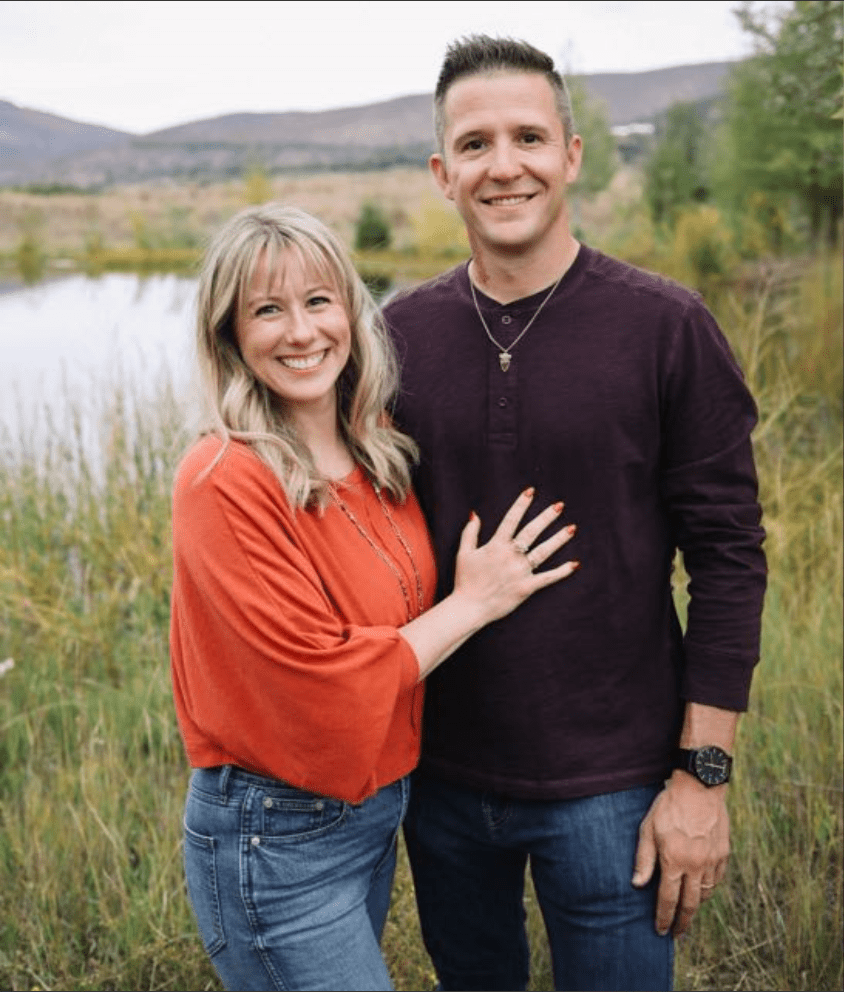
[[235, 249, 352, 422]]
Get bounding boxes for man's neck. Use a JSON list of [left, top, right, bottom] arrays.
[[468, 234, 581, 305]]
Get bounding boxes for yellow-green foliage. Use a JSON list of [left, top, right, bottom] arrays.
[[13, 209, 48, 284], [681, 253, 843, 992], [0, 256, 840, 991], [410, 200, 470, 258], [242, 163, 275, 206], [735, 191, 798, 258], [80, 244, 200, 275], [671, 205, 736, 282], [14, 231, 47, 284]]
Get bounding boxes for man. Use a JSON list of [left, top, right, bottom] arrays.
[[383, 36, 767, 992]]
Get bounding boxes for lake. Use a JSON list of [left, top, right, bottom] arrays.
[[0, 273, 197, 448]]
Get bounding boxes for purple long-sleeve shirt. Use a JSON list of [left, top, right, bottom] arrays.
[[384, 246, 766, 800]]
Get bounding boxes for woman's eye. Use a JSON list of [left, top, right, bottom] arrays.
[[307, 295, 330, 307], [255, 303, 280, 317]]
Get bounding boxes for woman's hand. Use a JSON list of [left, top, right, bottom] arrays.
[[401, 487, 579, 680], [452, 487, 579, 627]]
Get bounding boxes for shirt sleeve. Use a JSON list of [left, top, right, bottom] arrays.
[[659, 298, 767, 711], [170, 441, 421, 802]]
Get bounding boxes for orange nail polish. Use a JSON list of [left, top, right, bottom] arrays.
[[554, 502, 564, 514], [524, 487, 535, 498], [567, 524, 577, 535], [571, 561, 581, 571]]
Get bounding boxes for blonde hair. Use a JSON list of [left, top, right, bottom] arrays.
[[195, 203, 417, 508]]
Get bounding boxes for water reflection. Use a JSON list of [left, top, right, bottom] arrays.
[[0, 273, 196, 445]]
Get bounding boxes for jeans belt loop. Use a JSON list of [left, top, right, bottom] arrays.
[[218, 764, 232, 799]]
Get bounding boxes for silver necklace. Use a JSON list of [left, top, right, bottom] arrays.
[[330, 481, 425, 621], [470, 270, 565, 372]]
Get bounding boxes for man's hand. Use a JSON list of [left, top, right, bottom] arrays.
[[631, 770, 730, 936]]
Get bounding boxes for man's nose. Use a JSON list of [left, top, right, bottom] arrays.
[[488, 140, 522, 181]]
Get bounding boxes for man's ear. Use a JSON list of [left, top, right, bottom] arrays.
[[429, 153, 454, 200], [564, 135, 583, 185]]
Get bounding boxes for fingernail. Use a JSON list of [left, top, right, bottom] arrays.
[[469, 510, 478, 521], [571, 561, 581, 571], [523, 487, 535, 498], [567, 523, 577, 535], [553, 501, 564, 513]]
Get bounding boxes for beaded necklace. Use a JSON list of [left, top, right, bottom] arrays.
[[329, 480, 425, 621]]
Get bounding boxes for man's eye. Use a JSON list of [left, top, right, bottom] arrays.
[[522, 133, 541, 144], [463, 138, 485, 152]]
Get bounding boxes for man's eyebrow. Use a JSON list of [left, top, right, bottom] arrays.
[[451, 127, 487, 146]]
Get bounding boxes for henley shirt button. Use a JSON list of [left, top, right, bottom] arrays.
[[251, 836, 260, 847], [501, 314, 512, 325], [497, 397, 508, 408]]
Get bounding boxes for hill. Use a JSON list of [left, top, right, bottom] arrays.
[[0, 61, 734, 188]]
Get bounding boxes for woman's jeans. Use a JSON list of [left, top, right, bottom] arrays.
[[404, 772, 674, 992], [183, 765, 409, 991]]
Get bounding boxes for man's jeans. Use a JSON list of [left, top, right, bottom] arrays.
[[404, 773, 674, 992], [183, 765, 407, 991]]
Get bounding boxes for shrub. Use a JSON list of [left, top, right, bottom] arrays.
[[355, 201, 392, 251]]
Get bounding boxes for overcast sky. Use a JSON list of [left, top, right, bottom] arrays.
[[2, 0, 789, 134]]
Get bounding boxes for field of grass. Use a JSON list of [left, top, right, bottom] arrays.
[[0, 165, 646, 287], [0, 207, 840, 990]]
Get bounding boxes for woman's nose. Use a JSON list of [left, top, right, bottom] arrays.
[[285, 306, 317, 344]]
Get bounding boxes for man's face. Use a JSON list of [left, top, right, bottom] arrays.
[[431, 71, 582, 260]]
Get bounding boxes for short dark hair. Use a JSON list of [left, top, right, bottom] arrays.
[[433, 35, 575, 151]]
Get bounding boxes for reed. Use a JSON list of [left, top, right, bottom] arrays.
[[0, 254, 840, 991]]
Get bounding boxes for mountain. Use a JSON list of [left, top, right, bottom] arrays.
[[0, 62, 734, 188], [582, 62, 733, 127], [0, 100, 130, 176]]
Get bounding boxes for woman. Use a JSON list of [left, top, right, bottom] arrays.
[[170, 204, 579, 992]]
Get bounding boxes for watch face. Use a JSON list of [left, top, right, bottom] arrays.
[[693, 746, 730, 785]]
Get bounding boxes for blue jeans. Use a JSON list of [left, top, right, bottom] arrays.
[[403, 773, 673, 992], [183, 765, 409, 991]]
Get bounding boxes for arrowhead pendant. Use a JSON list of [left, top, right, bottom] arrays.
[[499, 352, 512, 372]]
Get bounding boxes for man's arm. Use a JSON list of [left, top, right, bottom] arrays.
[[632, 701, 738, 936], [636, 296, 766, 936]]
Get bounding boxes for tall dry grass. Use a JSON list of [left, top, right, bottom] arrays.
[[0, 251, 840, 991]]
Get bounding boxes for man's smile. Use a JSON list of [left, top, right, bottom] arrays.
[[482, 193, 535, 206]]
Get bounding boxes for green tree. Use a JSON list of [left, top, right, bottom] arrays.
[[644, 102, 711, 226], [355, 201, 392, 251], [569, 77, 617, 196], [721, 0, 843, 247]]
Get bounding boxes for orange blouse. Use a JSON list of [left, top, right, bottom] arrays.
[[170, 436, 437, 803]]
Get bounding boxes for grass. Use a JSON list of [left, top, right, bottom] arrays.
[[0, 166, 645, 288], [0, 249, 840, 991]]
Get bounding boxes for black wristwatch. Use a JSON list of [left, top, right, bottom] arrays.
[[675, 746, 733, 786]]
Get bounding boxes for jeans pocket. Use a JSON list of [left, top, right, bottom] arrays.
[[183, 821, 227, 957], [254, 783, 348, 842]]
